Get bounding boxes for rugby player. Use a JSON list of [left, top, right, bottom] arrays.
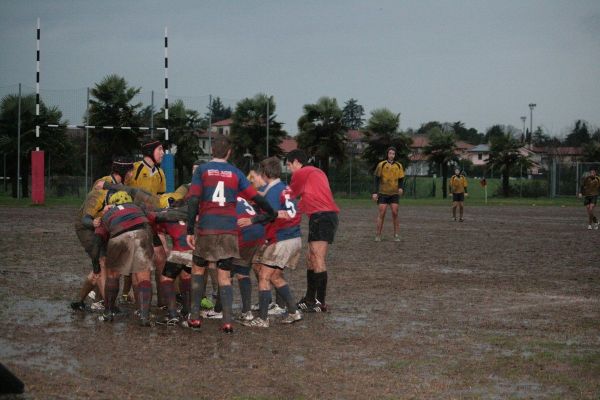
[[70, 157, 134, 312], [286, 149, 339, 313], [242, 157, 303, 328], [372, 147, 404, 242], [578, 167, 600, 230], [185, 137, 276, 333], [449, 168, 468, 222]]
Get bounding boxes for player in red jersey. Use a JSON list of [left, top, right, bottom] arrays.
[[185, 137, 276, 333], [286, 149, 339, 313]]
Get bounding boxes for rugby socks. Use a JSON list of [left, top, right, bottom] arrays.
[[214, 291, 223, 313], [275, 289, 285, 309], [138, 280, 152, 320], [105, 277, 120, 313], [304, 270, 317, 304], [314, 271, 328, 305], [452, 206, 457, 219], [276, 284, 297, 313], [122, 275, 132, 301], [258, 290, 272, 320], [190, 274, 205, 320], [238, 277, 252, 313], [78, 277, 95, 302], [179, 277, 191, 315], [159, 280, 177, 318], [219, 285, 234, 324]]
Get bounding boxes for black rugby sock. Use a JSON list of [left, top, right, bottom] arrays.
[[159, 280, 177, 318], [179, 277, 191, 315], [138, 280, 152, 319], [314, 271, 328, 305]]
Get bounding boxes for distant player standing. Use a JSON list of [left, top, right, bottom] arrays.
[[449, 168, 468, 222], [578, 167, 600, 230], [286, 149, 339, 313], [372, 147, 404, 242], [185, 137, 275, 333]]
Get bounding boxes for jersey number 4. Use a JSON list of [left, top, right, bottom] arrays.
[[212, 181, 226, 206]]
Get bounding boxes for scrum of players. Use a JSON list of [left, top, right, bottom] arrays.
[[70, 137, 339, 334]]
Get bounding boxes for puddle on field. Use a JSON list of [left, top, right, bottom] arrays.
[[330, 314, 368, 328], [2, 298, 74, 328], [0, 337, 79, 375]]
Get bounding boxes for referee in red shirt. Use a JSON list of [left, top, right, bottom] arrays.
[[286, 149, 339, 312]]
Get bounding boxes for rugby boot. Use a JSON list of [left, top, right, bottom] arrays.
[[219, 323, 234, 334]]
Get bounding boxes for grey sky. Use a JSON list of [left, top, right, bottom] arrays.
[[1, 0, 599, 137]]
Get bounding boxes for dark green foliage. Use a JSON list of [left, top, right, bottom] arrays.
[[297, 97, 347, 175], [423, 127, 457, 198], [362, 108, 410, 169]]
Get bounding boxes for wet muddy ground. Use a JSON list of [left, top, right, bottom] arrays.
[[0, 204, 599, 399]]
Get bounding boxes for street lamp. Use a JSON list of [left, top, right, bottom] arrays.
[[528, 103, 536, 143]]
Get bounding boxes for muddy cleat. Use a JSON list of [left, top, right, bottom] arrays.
[[296, 297, 316, 311], [90, 300, 105, 312], [237, 311, 254, 321], [70, 301, 86, 311], [202, 309, 223, 319], [220, 323, 234, 334], [242, 317, 269, 328], [588, 224, 593, 230], [394, 234, 400, 242], [98, 311, 115, 322], [185, 318, 203, 331], [459, 218, 464, 222], [280, 310, 302, 324], [87, 290, 97, 301], [374, 235, 382, 242], [156, 316, 180, 326], [304, 300, 328, 313], [595, 222, 599, 230], [268, 303, 286, 316]]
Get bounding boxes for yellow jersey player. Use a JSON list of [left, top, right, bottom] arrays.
[[449, 168, 468, 222], [372, 147, 405, 242], [130, 139, 166, 195], [578, 167, 600, 230]]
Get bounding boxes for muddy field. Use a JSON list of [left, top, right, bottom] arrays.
[[0, 204, 599, 399]]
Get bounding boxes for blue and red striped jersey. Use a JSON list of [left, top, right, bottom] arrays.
[[157, 220, 191, 252], [236, 197, 265, 249], [188, 160, 258, 236], [97, 203, 149, 240], [263, 180, 301, 244]]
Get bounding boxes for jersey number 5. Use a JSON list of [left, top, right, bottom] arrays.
[[284, 194, 297, 217], [212, 181, 226, 206]]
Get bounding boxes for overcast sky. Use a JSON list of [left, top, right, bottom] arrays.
[[1, 0, 599, 137]]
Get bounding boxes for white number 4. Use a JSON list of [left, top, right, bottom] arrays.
[[212, 181, 226, 206]]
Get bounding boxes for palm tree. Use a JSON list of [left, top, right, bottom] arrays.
[[155, 99, 202, 184], [230, 94, 285, 166], [87, 74, 143, 174], [487, 132, 531, 197], [582, 141, 600, 162], [296, 97, 346, 175], [423, 127, 457, 198], [362, 108, 411, 168]]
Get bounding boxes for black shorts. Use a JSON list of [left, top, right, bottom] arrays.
[[152, 233, 163, 247], [452, 193, 465, 202], [377, 194, 399, 205], [584, 195, 598, 206], [308, 212, 338, 244]]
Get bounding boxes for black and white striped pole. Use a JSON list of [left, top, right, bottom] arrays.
[[32, 17, 45, 204], [162, 26, 174, 192]]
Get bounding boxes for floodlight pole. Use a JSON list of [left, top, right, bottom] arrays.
[[266, 96, 270, 158], [520, 116, 526, 143], [528, 103, 536, 148]]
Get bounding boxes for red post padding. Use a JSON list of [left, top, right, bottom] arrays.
[[31, 150, 45, 205]]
